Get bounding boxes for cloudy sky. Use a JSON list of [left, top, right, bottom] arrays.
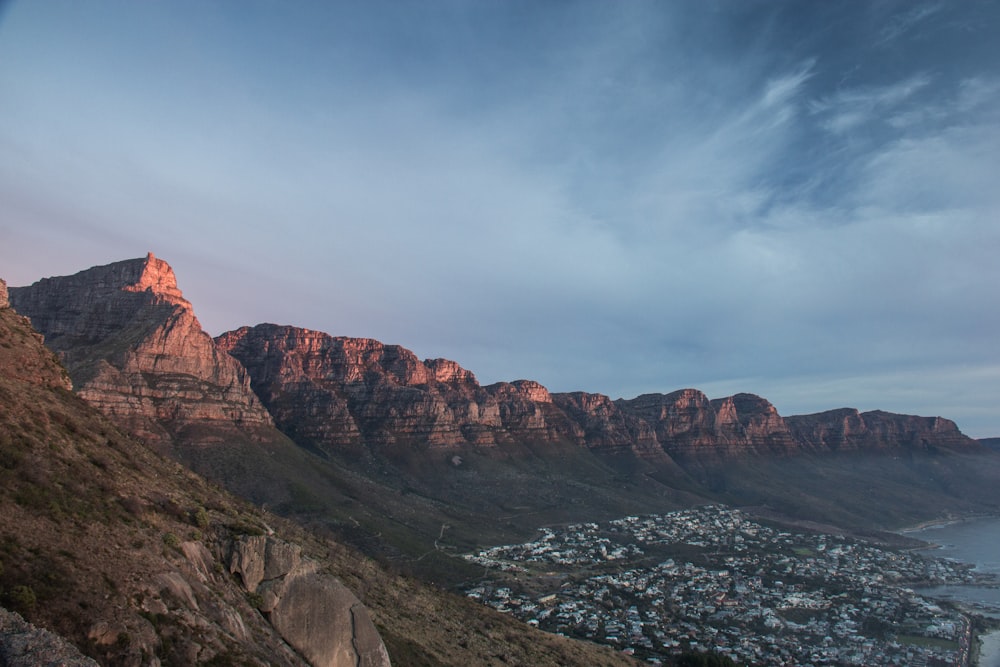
[[1, 1, 998, 436]]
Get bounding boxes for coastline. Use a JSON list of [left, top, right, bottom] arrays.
[[900, 514, 999, 534], [976, 628, 1000, 667]]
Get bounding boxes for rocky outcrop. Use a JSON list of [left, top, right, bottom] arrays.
[[551, 391, 665, 458], [613, 390, 798, 460], [0, 278, 8, 309], [8, 254, 275, 451], [228, 535, 391, 667], [218, 322, 984, 463], [10, 255, 985, 470], [0, 304, 73, 392], [786, 409, 980, 453], [0, 607, 99, 667], [217, 324, 586, 452]]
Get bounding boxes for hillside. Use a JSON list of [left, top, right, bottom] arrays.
[[0, 281, 638, 666], [9, 256, 1000, 584]]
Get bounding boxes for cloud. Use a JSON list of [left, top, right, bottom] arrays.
[[810, 74, 933, 134], [876, 2, 944, 46]]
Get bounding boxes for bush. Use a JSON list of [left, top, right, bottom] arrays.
[[192, 506, 210, 529], [162, 533, 181, 549], [8, 584, 36, 613]]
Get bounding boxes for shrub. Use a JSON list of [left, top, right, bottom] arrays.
[[192, 506, 210, 529], [8, 584, 36, 613]]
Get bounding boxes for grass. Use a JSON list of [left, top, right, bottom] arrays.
[[896, 634, 959, 650]]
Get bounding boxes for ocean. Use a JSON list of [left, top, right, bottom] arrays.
[[903, 517, 1000, 667]]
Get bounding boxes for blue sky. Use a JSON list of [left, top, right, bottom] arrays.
[[1, 1, 998, 436]]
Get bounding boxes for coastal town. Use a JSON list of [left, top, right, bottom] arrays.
[[464, 506, 996, 666]]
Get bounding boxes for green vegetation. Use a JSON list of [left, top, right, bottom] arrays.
[[192, 505, 210, 529], [6, 584, 37, 614], [897, 634, 959, 650]]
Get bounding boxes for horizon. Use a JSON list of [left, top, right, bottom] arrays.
[[1, 2, 998, 437]]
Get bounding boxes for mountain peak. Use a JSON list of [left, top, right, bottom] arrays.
[[122, 252, 185, 303]]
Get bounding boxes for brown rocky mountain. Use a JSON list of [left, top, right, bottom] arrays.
[[0, 297, 390, 667], [8, 254, 273, 451], [1, 270, 639, 667], [785, 408, 980, 453], [9, 255, 1000, 573], [218, 323, 984, 463]]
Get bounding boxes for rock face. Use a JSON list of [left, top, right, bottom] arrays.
[[0, 301, 393, 667], [228, 535, 391, 667], [9, 255, 984, 469], [0, 278, 8, 309], [217, 324, 586, 452], [8, 254, 275, 451], [0, 607, 99, 667], [218, 323, 982, 463], [786, 409, 979, 453]]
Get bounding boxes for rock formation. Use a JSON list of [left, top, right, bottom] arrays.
[[0, 299, 393, 667], [8, 254, 275, 452], [228, 536, 391, 667], [0, 607, 99, 667], [10, 255, 984, 470], [216, 324, 586, 452], [0, 278, 8, 309], [785, 408, 979, 453], [219, 322, 983, 465]]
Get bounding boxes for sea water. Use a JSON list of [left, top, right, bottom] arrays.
[[903, 517, 1000, 667]]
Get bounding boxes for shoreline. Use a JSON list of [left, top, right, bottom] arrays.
[[899, 514, 999, 534]]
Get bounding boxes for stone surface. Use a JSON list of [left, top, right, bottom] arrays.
[[785, 408, 979, 453], [0, 607, 99, 667], [0, 278, 8, 309], [270, 571, 391, 667], [219, 322, 983, 463], [8, 253, 275, 451], [12, 256, 981, 468], [228, 535, 391, 667]]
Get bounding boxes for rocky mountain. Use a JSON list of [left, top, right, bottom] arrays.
[[218, 324, 983, 463], [9, 255, 1000, 575], [8, 254, 273, 450], [0, 298, 390, 667], [0, 269, 639, 667], [786, 408, 983, 453]]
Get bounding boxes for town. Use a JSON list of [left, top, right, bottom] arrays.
[[464, 506, 995, 666]]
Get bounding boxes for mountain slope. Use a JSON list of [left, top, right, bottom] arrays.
[[10, 256, 1000, 583], [1, 276, 640, 666]]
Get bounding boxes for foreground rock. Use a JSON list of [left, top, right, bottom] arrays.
[[229, 535, 391, 667], [0, 301, 391, 667], [0, 607, 99, 667]]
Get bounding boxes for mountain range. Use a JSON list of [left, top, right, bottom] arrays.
[[4, 253, 1000, 665], [0, 266, 637, 666]]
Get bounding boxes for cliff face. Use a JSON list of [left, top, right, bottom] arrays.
[[786, 409, 979, 453], [8, 254, 274, 451], [216, 324, 590, 452], [0, 302, 392, 667], [216, 324, 976, 464], [217, 323, 982, 465]]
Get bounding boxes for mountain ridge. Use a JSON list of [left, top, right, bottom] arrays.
[[1, 259, 642, 667], [9, 254, 1000, 580]]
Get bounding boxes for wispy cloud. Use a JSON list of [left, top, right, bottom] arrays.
[[810, 74, 933, 134], [876, 2, 944, 46]]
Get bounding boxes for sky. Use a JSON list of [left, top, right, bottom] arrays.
[[1, 1, 998, 437]]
